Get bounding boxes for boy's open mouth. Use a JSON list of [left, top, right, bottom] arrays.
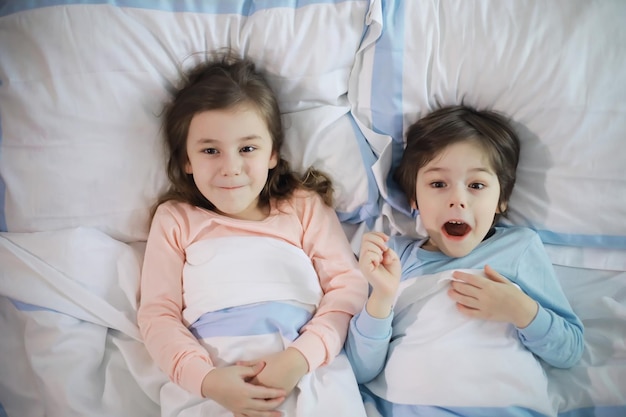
[[443, 220, 471, 237]]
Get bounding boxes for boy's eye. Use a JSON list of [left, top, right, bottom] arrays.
[[469, 183, 485, 190], [430, 181, 446, 188], [202, 148, 218, 155], [240, 145, 256, 153]]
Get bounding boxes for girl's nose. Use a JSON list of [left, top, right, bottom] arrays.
[[221, 153, 242, 176]]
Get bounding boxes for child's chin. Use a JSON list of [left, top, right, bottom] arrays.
[[440, 242, 474, 258]]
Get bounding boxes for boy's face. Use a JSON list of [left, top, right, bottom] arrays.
[[414, 139, 504, 258]]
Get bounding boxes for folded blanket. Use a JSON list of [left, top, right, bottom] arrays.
[[161, 236, 366, 417], [366, 269, 554, 417]]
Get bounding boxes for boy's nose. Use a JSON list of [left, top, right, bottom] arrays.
[[449, 188, 467, 208]]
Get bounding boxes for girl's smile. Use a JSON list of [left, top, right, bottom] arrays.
[[185, 105, 278, 221]]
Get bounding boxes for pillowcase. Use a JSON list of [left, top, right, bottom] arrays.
[[350, 0, 626, 252], [0, 0, 378, 241]]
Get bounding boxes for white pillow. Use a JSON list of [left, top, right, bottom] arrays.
[[0, 1, 377, 242], [350, 0, 626, 251]]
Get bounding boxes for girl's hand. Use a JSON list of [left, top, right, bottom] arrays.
[[242, 348, 308, 395], [201, 362, 286, 417], [359, 232, 402, 318], [448, 265, 539, 328]]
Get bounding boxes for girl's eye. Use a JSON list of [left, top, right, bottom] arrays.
[[202, 148, 218, 155], [430, 181, 446, 188], [240, 146, 256, 153], [469, 183, 485, 190]]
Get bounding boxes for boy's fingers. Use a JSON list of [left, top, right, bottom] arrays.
[[484, 264, 509, 283], [451, 270, 475, 283], [365, 231, 389, 241], [363, 232, 390, 250], [382, 248, 398, 263]]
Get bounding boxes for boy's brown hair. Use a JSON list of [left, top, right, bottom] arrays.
[[394, 105, 520, 219]]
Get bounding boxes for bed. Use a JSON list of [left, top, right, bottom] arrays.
[[0, 1, 624, 416]]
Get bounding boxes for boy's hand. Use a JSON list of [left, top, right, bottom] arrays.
[[201, 362, 286, 417], [448, 265, 539, 328], [359, 232, 402, 318]]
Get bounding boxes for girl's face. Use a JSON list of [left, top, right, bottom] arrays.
[[185, 105, 278, 221], [414, 139, 504, 258]]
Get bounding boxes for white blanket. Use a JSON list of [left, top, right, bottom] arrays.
[[0, 228, 164, 417], [160, 236, 366, 417], [2, 230, 624, 416], [366, 270, 554, 416]]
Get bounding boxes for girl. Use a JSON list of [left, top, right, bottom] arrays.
[[345, 105, 584, 417], [137, 51, 368, 417]]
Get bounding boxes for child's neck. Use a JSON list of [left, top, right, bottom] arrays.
[[421, 239, 439, 252]]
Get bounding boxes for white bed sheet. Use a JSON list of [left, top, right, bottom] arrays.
[[1, 230, 625, 416], [1, 1, 625, 416]]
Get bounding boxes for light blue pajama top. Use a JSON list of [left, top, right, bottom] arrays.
[[346, 226, 584, 385]]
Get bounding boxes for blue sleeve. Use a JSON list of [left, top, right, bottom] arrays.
[[514, 233, 585, 368], [345, 306, 393, 383]]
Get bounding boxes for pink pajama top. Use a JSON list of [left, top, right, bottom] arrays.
[[137, 189, 368, 397]]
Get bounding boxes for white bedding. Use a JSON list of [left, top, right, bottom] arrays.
[[352, 0, 626, 250], [0, 229, 163, 417], [367, 269, 552, 415], [158, 236, 365, 417], [1, 231, 624, 416], [1, 1, 625, 416]]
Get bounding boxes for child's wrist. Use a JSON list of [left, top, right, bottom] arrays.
[[285, 347, 309, 376], [514, 296, 539, 329], [366, 293, 395, 319], [200, 368, 218, 398]]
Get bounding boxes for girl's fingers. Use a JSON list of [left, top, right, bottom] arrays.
[[248, 384, 286, 401], [241, 397, 285, 417]]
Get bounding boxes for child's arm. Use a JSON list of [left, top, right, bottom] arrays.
[[345, 231, 402, 383], [284, 192, 370, 374], [137, 205, 216, 395], [510, 235, 584, 368], [345, 309, 394, 383]]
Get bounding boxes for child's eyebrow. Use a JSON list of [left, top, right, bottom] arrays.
[[193, 135, 263, 144], [422, 166, 494, 174]]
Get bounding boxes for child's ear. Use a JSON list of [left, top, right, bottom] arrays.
[[269, 151, 279, 169], [410, 200, 418, 210], [496, 201, 508, 214], [184, 161, 192, 174]]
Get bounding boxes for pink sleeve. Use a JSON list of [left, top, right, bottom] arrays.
[[136, 204, 213, 397], [288, 192, 369, 370]]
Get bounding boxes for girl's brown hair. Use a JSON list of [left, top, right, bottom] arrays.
[[155, 49, 333, 215], [394, 105, 520, 220]]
